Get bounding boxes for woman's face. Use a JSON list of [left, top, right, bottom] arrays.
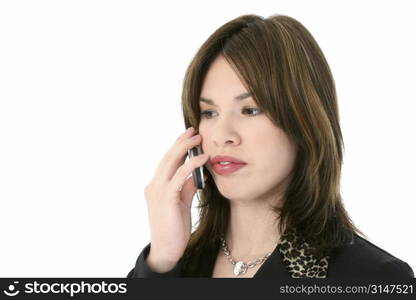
[[199, 55, 297, 204]]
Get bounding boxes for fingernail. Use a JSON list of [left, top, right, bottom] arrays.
[[191, 134, 200, 140], [187, 127, 194, 132]]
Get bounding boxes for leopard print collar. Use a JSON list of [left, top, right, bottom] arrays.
[[277, 229, 330, 278]]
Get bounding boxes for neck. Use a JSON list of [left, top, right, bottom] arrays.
[[223, 199, 284, 260]]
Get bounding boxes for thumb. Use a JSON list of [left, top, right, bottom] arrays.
[[180, 176, 197, 208]]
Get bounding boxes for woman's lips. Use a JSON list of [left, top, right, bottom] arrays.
[[211, 162, 246, 176]]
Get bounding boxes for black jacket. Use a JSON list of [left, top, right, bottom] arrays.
[[127, 234, 414, 278]]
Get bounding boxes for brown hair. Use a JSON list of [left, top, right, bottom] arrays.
[[180, 13, 363, 275]]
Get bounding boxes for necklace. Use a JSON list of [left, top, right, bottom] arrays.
[[219, 235, 276, 276]]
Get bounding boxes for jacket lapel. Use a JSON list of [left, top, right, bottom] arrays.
[[253, 242, 292, 278], [277, 229, 329, 278]]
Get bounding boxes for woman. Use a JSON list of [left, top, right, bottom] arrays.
[[127, 13, 414, 278]]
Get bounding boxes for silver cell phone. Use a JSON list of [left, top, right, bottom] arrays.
[[187, 143, 205, 190]]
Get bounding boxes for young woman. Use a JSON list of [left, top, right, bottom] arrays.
[[127, 13, 414, 278]]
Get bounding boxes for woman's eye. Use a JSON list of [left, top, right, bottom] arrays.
[[242, 108, 262, 116], [200, 110, 217, 118], [200, 108, 262, 119]]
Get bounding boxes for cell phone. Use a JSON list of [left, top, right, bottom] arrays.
[[187, 144, 205, 190]]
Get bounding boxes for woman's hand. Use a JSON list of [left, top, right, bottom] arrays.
[[144, 127, 209, 272]]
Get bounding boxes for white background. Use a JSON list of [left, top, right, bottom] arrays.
[[0, 0, 415, 277]]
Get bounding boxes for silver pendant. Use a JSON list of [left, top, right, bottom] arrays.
[[233, 261, 247, 276]]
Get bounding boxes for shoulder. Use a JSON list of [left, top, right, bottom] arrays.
[[328, 234, 414, 278]]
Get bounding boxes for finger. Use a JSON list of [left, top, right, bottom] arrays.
[[181, 171, 210, 208], [152, 127, 196, 182], [179, 175, 197, 209], [159, 132, 205, 182], [170, 153, 209, 194]]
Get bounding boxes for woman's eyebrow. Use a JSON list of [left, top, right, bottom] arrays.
[[199, 92, 252, 106]]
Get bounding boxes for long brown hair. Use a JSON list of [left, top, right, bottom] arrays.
[[180, 13, 363, 275]]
